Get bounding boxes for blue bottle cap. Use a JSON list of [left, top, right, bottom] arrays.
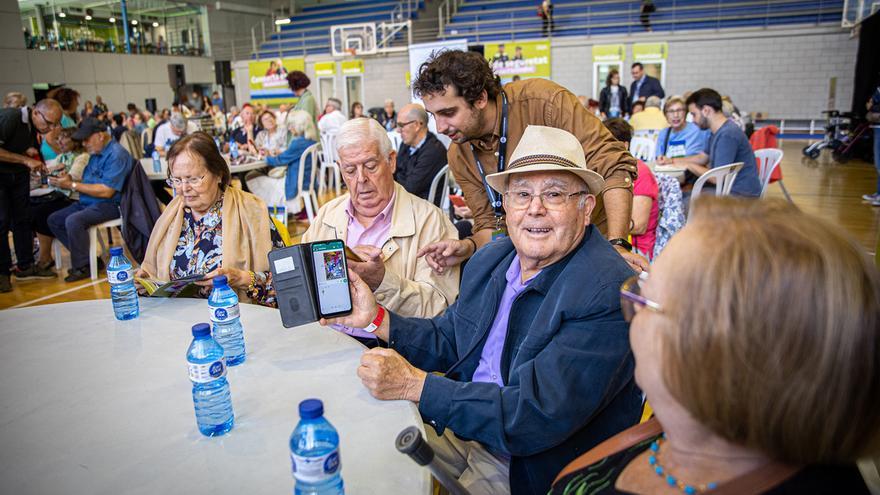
[[212, 275, 228, 286], [191, 322, 211, 337], [109, 246, 123, 256], [299, 399, 324, 419]]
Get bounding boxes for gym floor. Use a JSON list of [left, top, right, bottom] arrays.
[[1, 139, 878, 311]]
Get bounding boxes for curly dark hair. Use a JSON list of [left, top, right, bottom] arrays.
[[46, 87, 80, 114], [412, 50, 501, 106], [286, 70, 311, 92]]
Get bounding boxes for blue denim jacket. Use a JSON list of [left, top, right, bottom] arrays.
[[388, 225, 642, 494]]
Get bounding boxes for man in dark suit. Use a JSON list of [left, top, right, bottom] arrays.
[[630, 62, 665, 103], [393, 103, 447, 205]]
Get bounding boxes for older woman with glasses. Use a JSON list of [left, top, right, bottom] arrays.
[[136, 132, 285, 300], [551, 197, 880, 495], [654, 96, 710, 168]]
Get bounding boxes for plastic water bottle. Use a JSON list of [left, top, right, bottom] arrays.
[[186, 322, 234, 437], [229, 139, 239, 159], [208, 275, 246, 366], [107, 246, 139, 320], [290, 399, 344, 495], [151, 149, 162, 173]]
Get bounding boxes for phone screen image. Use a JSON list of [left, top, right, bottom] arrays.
[[311, 241, 353, 317]]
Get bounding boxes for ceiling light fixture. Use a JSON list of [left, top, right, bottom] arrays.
[[152, 21, 159, 27], [274, 18, 291, 25], [58, 12, 66, 18], [84, 15, 92, 20], [131, 19, 138, 25], [109, 17, 115, 23]]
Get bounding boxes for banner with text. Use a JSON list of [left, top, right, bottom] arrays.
[[485, 41, 551, 84], [248, 57, 305, 106]]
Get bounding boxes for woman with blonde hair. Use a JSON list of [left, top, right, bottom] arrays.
[[552, 197, 879, 494], [246, 110, 317, 215]]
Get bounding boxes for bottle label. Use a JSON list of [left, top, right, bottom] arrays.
[[290, 449, 341, 483], [107, 268, 131, 285], [188, 358, 227, 383], [210, 304, 240, 323]]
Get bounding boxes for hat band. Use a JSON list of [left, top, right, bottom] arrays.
[[508, 154, 581, 171]]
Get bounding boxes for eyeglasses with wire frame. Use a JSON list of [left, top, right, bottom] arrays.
[[166, 175, 207, 188], [619, 271, 663, 322], [503, 190, 587, 210]]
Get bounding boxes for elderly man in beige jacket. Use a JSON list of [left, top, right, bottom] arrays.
[[302, 118, 459, 346]]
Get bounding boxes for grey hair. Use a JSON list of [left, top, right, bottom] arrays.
[[285, 110, 318, 141], [406, 105, 428, 125], [336, 117, 392, 158], [384, 98, 395, 106], [170, 114, 187, 130], [327, 98, 342, 110], [645, 96, 662, 109]]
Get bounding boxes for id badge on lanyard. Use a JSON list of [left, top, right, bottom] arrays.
[[472, 91, 509, 240]]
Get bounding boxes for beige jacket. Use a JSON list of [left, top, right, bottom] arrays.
[[301, 182, 460, 317]]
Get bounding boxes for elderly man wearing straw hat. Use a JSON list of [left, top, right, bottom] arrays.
[[322, 126, 642, 495]]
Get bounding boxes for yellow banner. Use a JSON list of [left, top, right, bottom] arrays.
[[248, 57, 305, 106], [485, 41, 551, 84], [592, 44, 625, 62], [315, 61, 336, 76], [341, 60, 364, 75]]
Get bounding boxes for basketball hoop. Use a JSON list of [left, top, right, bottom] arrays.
[[331, 22, 378, 57]]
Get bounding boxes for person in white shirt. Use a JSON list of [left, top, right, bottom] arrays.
[[154, 114, 188, 156], [317, 98, 347, 136], [255, 110, 289, 156]]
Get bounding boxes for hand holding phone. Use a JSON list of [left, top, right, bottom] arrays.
[[319, 269, 379, 331]]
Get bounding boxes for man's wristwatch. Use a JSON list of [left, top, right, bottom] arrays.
[[608, 238, 633, 252], [363, 305, 386, 333], [71, 181, 77, 191]]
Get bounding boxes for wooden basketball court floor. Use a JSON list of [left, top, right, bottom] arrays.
[[1, 139, 878, 311]]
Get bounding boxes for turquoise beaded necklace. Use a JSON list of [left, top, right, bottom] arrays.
[[648, 435, 719, 494]]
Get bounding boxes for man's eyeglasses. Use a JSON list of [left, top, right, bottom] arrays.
[[503, 190, 587, 210], [665, 108, 686, 115], [166, 175, 207, 188], [396, 120, 417, 130], [619, 271, 663, 322], [35, 109, 61, 130]]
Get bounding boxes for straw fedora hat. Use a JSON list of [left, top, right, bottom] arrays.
[[485, 125, 605, 195]]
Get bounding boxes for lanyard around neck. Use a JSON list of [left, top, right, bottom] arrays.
[[470, 90, 509, 218]]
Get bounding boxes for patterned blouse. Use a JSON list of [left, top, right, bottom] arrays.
[[171, 194, 285, 301]]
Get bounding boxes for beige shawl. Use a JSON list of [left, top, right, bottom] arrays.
[[140, 187, 273, 296]]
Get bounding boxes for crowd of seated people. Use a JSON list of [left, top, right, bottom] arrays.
[[2, 58, 879, 495]]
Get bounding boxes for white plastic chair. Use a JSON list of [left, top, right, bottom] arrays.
[[318, 132, 341, 196], [688, 162, 744, 219], [630, 135, 657, 162], [52, 216, 123, 280], [294, 143, 321, 222], [427, 164, 450, 208], [754, 149, 792, 202]]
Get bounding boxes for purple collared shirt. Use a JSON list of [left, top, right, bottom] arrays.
[[331, 193, 396, 340], [472, 254, 540, 387]]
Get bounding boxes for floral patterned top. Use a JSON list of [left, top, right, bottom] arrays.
[[171, 195, 285, 301]]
